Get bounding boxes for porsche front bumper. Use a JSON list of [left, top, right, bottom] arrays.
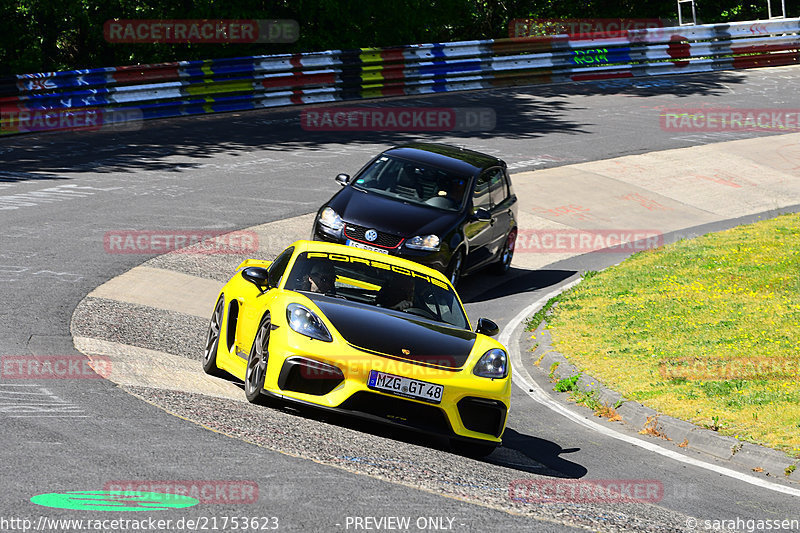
[[262, 326, 511, 444]]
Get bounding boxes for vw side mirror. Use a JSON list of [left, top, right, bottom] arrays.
[[335, 173, 350, 186], [473, 208, 492, 222]]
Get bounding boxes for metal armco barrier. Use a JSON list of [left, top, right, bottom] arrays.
[[1, 18, 798, 135]]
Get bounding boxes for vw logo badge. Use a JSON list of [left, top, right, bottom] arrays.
[[364, 229, 378, 242]]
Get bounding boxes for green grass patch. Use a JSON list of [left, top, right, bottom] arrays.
[[525, 271, 597, 331], [571, 388, 602, 411], [546, 213, 800, 456], [525, 294, 562, 331], [554, 374, 580, 392], [548, 361, 561, 381]]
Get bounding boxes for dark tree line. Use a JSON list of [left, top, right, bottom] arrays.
[[0, 0, 787, 76]]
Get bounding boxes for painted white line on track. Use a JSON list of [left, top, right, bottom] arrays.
[[502, 280, 800, 499]]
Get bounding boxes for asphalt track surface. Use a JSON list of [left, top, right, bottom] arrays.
[[2, 66, 800, 532]]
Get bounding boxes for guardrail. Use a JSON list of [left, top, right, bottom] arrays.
[[1, 18, 798, 135]]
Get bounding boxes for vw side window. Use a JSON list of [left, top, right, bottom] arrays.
[[473, 173, 492, 212], [488, 169, 507, 207]]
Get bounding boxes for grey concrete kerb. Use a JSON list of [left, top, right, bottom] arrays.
[[518, 280, 800, 481]]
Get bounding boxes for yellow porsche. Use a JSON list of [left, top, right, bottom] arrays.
[[202, 240, 511, 456]]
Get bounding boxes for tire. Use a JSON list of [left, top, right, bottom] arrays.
[[245, 313, 271, 403], [450, 439, 497, 458], [493, 229, 517, 275], [202, 296, 225, 377], [446, 250, 464, 288]]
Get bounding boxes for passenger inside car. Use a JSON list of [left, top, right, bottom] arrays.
[[375, 276, 414, 311]]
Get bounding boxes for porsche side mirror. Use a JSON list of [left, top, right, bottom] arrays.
[[476, 317, 500, 337], [473, 208, 492, 222], [242, 267, 270, 293], [335, 173, 350, 186]]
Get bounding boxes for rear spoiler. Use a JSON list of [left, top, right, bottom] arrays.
[[235, 259, 273, 271]]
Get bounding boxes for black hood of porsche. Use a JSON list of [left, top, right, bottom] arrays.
[[309, 296, 475, 369], [327, 187, 461, 239]]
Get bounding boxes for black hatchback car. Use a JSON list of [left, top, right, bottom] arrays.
[[312, 143, 518, 286]]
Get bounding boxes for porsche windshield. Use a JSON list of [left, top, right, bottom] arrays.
[[351, 155, 469, 212], [285, 251, 469, 329]]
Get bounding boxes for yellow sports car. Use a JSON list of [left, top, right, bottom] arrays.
[[203, 240, 511, 456]]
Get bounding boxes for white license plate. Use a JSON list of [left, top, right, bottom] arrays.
[[368, 370, 443, 404], [346, 240, 388, 254]]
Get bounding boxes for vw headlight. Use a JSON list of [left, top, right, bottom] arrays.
[[286, 304, 333, 342], [318, 207, 344, 237], [406, 234, 440, 251], [473, 348, 508, 379]]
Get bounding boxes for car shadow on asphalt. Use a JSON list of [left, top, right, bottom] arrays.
[[489, 428, 587, 478], [458, 268, 578, 304], [232, 380, 587, 476]]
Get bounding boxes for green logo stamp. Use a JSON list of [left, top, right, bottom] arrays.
[[30, 491, 199, 511]]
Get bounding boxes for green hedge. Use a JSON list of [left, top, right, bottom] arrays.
[[0, 0, 783, 76]]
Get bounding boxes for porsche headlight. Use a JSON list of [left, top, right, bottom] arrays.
[[473, 348, 508, 379], [286, 304, 333, 342], [318, 207, 344, 237], [406, 234, 440, 251]]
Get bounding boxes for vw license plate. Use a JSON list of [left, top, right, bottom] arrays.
[[368, 370, 443, 404], [346, 240, 388, 254]]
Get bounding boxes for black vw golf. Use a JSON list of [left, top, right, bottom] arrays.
[[312, 143, 518, 286]]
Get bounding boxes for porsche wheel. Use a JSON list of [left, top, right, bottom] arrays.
[[245, 313, 271, 403], [446, 250, 464, 288], [493, 229, 517, 275], [202, 296, 225, 376]]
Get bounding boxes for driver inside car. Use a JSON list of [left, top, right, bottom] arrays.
[[308, 261, 337, 296]]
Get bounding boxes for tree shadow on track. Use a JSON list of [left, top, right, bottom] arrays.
[[0, 170, 69, 182], [0, 69, 748, 182], [530, 70, 746, 99]]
